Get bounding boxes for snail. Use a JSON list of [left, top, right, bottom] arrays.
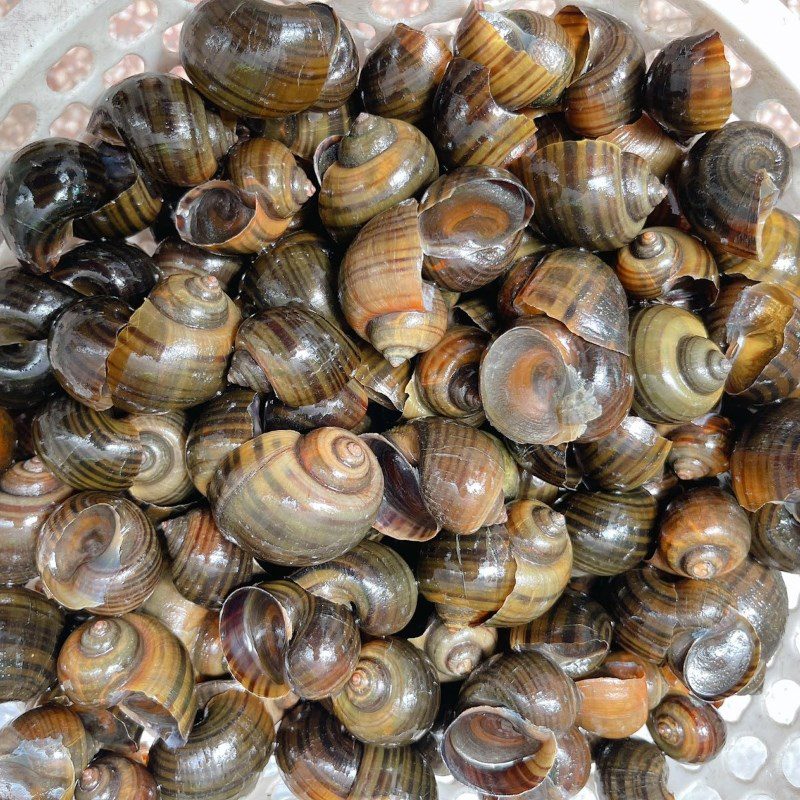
[[506, 439, 581, 490], [664, 413, 733, 481], [678, 122, 792, 259], [106, 273, 240, 414], [58, 613, 198, 745], [353, 341, 412, 412], [0, 138, 112, 272], [181, 0, 357, 118], [88, 72, 237, 187], [431, 57, 538, 169], [149, 682, 275, 800], [316, 113, 439, 243], [648, 694, 727, 764], [556, 486, 657, 576], [598, 113, 684, 180], [75, 754, 158, 800], [609, 650, 670, 710], [509, 588, 613, 679], [616, 227, 720, 309], [228, 304, 360, 406], [418, 499, 572, 628], [36, 491, 163, 615], [555, 5, 646, 137], [0, 339, 59, 408], [630, 305, 730, 423], [0, 457, 73, 586], [645, 30, 732, 139], [152, 236, 243, 291], [208, 427, 383, 566], [515, 140, 666, 251], [219, 579, 360, 700], [750, 502, 800, 572], [361, 23, 452, 124], [595, 738, 675, 800], [0, 587, 65, 702], [276, 702, 438, 800]]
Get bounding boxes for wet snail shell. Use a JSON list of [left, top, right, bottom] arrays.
[[332, 637, 440, 747], [647, 694, 726, 765], [0, 457, 73, 586], [149, 683, 275, 800], [291, 538, 417, 636], [89, 72, 237, 188], [408, 614, 498, 683], [208, 427, 383, 566], [595, 738, 675, 800], [609, 650, 670, 710], [509, 588, 613, 679], [645, 30, 732, 139], [0, 138, 112, 272], [152, 236, 243, 291], [664, 413, 733, 481], [750, 502, 800, 572], [0, 587, 65, 702], [598, 113, 684, 180], [162, 507, 254, 609], [360, 23, 452, 125], [76, 754, 158, 800], [36, 490, 163, 615], [353, 341, 412, 411], [219, 579, 360, 700], [678, 121, 792, 260], [0, 338, 59, 409], [316, 113, 438, 244], [229, 304, 360, 407], [506, 439, 582, 490]]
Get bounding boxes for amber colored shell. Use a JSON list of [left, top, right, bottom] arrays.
[[152, 236, 243, 291], [76, 754, 158, 800], [599, 114, 684, 180], [664, 413, 733, 481], [353, 341, 411, 411], [576, 660, 650, 738], [648, 694, 727, 764], [595, 738, 675, 800], [750, 502, 800, 572]]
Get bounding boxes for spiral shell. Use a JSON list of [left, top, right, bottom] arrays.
[[595, 738, 675, 800], [76, 754, 158, 800], [506, 439, 582, 490], [0, 339, 58, 408], [353, 341, 411, 412], [152, 236, 243, 291], [750, 502, 800, 572], [598, 113, 684, 180], [648, 695, 726, 764]]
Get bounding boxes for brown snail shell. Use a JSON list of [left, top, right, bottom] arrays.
[[664, 413, 733, 481], [332, 637, 440, 747], [645, 30, 732, 139], [648, 694, 726, 764], [0, 457, 73, 586], [219, 579, 360, 700], [0, 339, 59, 409], [598, 113, 684, 180], [316, 114, 438, 244], [731, 399, 800, 510], [36, 491, 163, 615], [58, 613, 197, 746], [555, 5, 646, 137], [403, 324, 489, 425], [0, 587, 65, 702], [516, 140, 666, 251], [0, 138, 112, 272], [229, 304, 359, 407], [106, 274, 240, 414], [290, 539, 417, 636], [516, 468, 560, 504], [630, 305, 730, 424], [509, 588, 613, 679], [616, 227, 720, 309], [152, 236, 243, 291], [185, 388, 262, 497], [409, 614, 498, 683], [89, 73, 236, 187], [678, 122, 792, 260], [162, 507, 254, 609], [149, 682, 274, 800], [360, 23, 452, 124], [506, 439, 581, 490], [651, 486, 750, 580], [431, 57, 538, 170], [595, 738, 675, 800], [76, 754, 158, 800], [209, 427, 383, 566], [340, 199, 448, 366], [609, 650, 670, 710], [33, 396, 145, 491], [353, 341, 412, 411], [750, 502, 800, 572]]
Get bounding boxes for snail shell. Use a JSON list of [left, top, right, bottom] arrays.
[[291, 539, 417, 636], [209, 427, 383, 566], [229, 304, 359, 407], [0, 339, 59, 409], [516, 140, 665, 251], [509, 588, 613, 679], [750, 502, 800, 572], [332, 637, 440, 747], [36, 491, 163, 615], [89, 73, 236, 187], [219, 579, 360, 700], [0, 587, 65, 702], [57, 613, 198, 746], [153, 236, 244, 293], [664, 413, 733, 481], [609, 650, 670, 710], [0, 138, 111, 272], [340, 199, 448, 366], [678, 122, 792, 259], [0, 457, 72, 586], [353, 341, 411, 411], [360, 23, 452, 124], [75, 754, 158, 800], [598, 113, 684, 180], [149, 683, 274, 800], [595, 738, 675, 800], [648, 695, 726, 764], [106, 274, 240, 414], [630, 305, 730, 424], [506, 439, 581, 490], [645, 30, 732, 139], [431, 57, 538, 170]]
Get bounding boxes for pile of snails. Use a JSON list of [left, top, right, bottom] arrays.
[[1, 1, 798, 798]]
